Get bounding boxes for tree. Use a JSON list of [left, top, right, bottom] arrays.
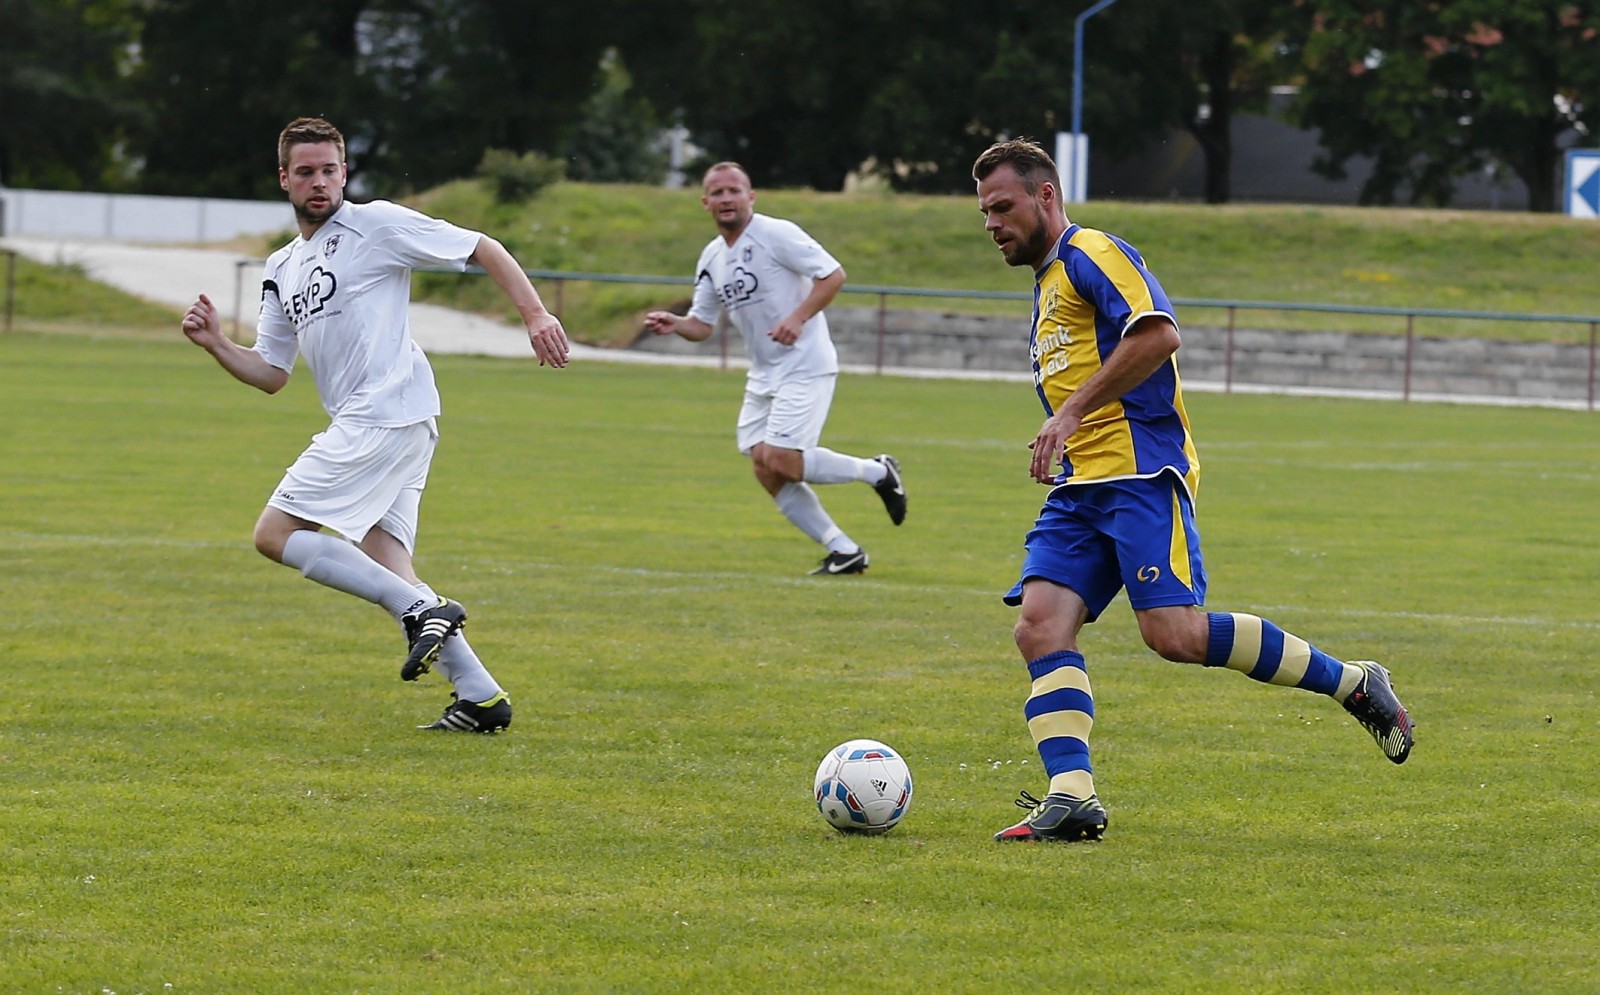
[[624, 0, 1275, 196], [350, 0, 621, 195], [1281, 0, 1600, 211], [562, 48, 667, 184], [1158, 0, 1286, 204], [626, 0, 1138, 192], [128, 0, 630, 198], [132, 0, 375, 198], [0, 0, 143, 190]]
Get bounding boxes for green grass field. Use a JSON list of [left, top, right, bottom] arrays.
[[4, 332, 1599, 992]]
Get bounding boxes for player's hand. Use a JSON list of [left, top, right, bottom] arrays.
[[527, 312, 570, 368], [767, 314, 803, 346], [181, 293, 223, 349], [1027, 411, 1079, 484], [642, 310, 678, 336]]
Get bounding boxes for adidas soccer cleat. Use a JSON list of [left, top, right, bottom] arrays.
[[419, 692, 512, 733], [994, 790, 1108, 842], [400, 598, 467, 682], [1342, 660, 1414, 764], [872, 454, 907, 525], [810, 549, 869, 576]]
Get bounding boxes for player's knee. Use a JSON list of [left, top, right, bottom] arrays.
[[252, 517, 292, 563], [253, 526, 284, 562], [751, 459, 780, 492], [1013, 612, 1062, 660], [756, 449, 800, 482], [1139, 619, 1206, 664]]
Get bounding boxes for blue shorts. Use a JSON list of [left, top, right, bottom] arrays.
[[1003, 472, 1207, 621]]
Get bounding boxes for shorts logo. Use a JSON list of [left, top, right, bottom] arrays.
[[1137, 565, 1162, 583]]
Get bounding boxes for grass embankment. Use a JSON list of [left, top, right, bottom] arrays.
[[405, 181, 1600, 344], [1, 254, 178, 338], [9, 181, 1600, 344]]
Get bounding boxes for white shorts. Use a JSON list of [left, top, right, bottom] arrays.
[[266, 419, 437, 551], [736, 375, 836, 454]]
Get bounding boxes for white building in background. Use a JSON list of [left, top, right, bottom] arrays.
[[0, 185, 293, 243]]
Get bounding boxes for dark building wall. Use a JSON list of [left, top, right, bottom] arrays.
[[1091, 112, 1532, 210]]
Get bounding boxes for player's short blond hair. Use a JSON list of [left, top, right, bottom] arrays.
[[278, 117, 346, 170], [702, 161, 752, 190]]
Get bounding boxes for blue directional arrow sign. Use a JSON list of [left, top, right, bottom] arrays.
[[1564, 149, 1600, 218]]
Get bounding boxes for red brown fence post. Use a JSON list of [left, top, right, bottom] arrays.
[[876, 292, 887, 375], [1403, 313, 1415, 401], [1224, 305, 1236, 393], [1588, 321, 1597, 412]]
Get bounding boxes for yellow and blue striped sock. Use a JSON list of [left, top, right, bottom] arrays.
[[1205, 612, 1363, 699], [1024, 650, 1097, 799]]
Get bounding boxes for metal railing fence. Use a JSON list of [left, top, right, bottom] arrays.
[[4, 251, 1596, 409], [502, 267, 1600, 409]]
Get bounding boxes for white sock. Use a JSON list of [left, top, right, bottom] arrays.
[[774, 482, 857, 554], [408, 583, 503, 703], [803, 447, 885, 485], [281, 531, 430, 618]]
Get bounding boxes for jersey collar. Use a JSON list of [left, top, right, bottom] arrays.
[[1035, 224, 1080, 278]]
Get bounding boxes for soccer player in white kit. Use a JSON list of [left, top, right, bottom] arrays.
[[643, 162, 907, 575], [180, 117, 570, 732]]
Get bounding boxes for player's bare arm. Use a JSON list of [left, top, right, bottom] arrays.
[[181, 292, 291, 394], [769, 266, 846, 345], [470, 236, 570, 368], [1028, 315, 1181, 483], [643, 310, 716, 342]]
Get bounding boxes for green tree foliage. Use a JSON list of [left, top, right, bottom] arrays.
[[12, 0, 1598, 212], [131, 0, 375, 198], [1281, 0, 1600, 211], [624, 0, 1285, 197], [1147, 0, 1285, 204], [350, 0, 619, 195], [128, 0, 625, 198], [476, 147, 564, 202], [562, 48, 667, 184], [0, 0, 142, 189]]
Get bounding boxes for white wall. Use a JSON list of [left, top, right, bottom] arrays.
[[0, 187, 293, 243]]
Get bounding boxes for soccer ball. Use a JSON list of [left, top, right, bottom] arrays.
[[813, 738, 913, 834]]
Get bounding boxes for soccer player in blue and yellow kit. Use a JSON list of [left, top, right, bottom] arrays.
[[972, 140, 1414, 843]]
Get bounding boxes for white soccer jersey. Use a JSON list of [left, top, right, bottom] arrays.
[[687, 213, 842, 390], [254, 200, 483, 427]]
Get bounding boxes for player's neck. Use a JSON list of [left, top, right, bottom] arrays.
[[717, 216, 751, 245]]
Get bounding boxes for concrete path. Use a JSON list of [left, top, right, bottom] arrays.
[[0, 234, 1003, 379]]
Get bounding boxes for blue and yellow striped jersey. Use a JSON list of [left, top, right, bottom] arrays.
[[1031, 224, 1200, 496]]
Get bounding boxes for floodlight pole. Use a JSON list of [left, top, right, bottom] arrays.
[[1064, 0, 1124, 203]]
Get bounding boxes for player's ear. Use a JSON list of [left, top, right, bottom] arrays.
[[279, 169, 290, 193], [1039, 179, 1058, 211]]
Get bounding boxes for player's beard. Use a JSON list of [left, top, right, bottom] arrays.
[[1002, 204, 1054, 268], [715, 205, 751, 236], [293, 190, 343, 227]]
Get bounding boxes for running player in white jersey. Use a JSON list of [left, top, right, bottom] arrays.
[[180, 117, 570, 732], [643, 162, 906, 575]]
